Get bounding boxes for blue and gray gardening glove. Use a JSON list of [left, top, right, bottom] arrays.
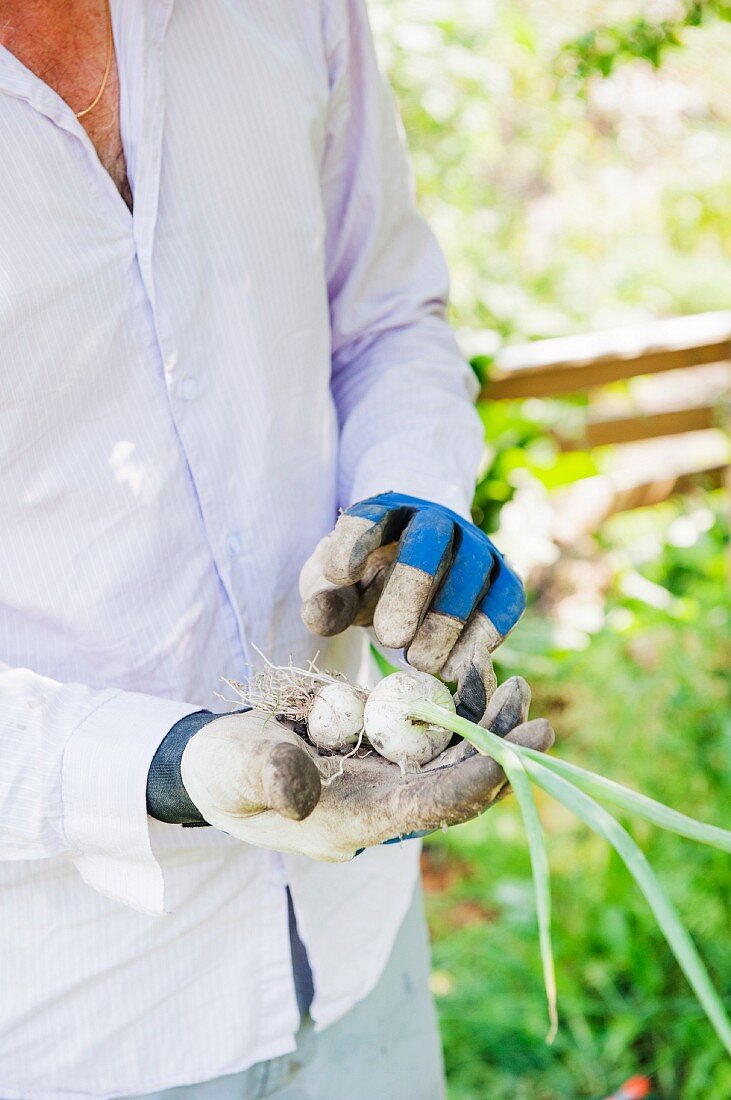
[[299, 492, 526, 725]]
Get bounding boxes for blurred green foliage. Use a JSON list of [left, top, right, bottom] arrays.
[[472, 395, 598, 532], [559, 2, 731, 82], [370, 3, 731, 1095], [371, 0, 731, 342]]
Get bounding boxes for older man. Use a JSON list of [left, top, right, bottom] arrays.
[[0, 2, 552, 1098]]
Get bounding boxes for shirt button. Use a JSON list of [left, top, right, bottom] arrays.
[[225, 533, 242, 558], [180, 376, 199, 401]]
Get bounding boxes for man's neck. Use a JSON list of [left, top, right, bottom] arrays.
[[0, 1, 133, 210], [0, 1, 109, 113], [1, 1, 100, 61]]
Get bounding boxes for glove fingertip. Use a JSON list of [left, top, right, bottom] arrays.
[[262, 743, 322, 821], [323, 515, 380, 584], [505, 717, 555, 754], [480, 675, 531, 735], [301, 586, 359, 637]]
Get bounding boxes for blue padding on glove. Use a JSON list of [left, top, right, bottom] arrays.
[[478, 555, 527, 637], [345, 491, 525, 639], [356, 828, 432, 857], [382, 828, 434, 845], [432, 529, 493, 622], [398, 507, 454, 577]]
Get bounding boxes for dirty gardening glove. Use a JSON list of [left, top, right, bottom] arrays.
[[147, 679, 554, 862], [300, 492, 526, 725]]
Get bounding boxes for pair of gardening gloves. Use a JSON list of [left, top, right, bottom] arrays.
[[174, 494, 555, 860]]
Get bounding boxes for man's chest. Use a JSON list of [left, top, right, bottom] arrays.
[[0, 2, 334, 410], [0, 4, 330, 285]]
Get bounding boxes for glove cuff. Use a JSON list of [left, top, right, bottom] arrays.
[[146, 710, 218, 826]]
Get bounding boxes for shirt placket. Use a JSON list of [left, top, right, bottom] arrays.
[[113, 0, 298, 1043], [135, 10, 298, 1042], [122, 2, 257, 673]]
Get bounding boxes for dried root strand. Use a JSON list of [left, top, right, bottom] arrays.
[[320, 729, 367, 786], [221, 646, 367, 728]]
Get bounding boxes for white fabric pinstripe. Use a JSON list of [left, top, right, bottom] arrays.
[[0, 1, 483, 1096]]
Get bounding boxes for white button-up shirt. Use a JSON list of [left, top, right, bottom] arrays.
[[0, 1, 483, 1096]]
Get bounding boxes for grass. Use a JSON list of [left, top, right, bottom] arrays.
[[423, 533, 731, 1099]]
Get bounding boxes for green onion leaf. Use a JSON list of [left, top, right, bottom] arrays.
[[412, 702, 558, 1040], [518, 747, 731, 853], [500, 748, 558, 1043], [523, 759, 731, 1058], [410, 699, 731, 1057]]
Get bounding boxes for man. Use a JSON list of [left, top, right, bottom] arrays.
[[0, 2, 552, 1097]]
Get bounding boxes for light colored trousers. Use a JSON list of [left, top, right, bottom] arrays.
[[133, 885, 445, 1100]]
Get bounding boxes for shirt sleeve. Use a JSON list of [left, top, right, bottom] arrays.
[[321, 0, 484, 521], [0, 664, 198, 914]]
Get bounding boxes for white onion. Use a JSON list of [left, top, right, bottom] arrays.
[[363, 670, 455, 769], [306, 682, 365, 751]]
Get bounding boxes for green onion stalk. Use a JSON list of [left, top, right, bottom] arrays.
[[409, 700, 731, 1056]]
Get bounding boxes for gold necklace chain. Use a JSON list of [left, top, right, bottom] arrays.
[[76, 2, 112, 119]]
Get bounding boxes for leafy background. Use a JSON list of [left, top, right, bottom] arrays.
[[369, 3, 731, 1097]]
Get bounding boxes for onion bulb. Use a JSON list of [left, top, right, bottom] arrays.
[[364, 670, 455, 769], [306, 682, 365, 751]]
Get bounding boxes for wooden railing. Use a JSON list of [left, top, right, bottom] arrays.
[[480, 310, 731, 526], [482, 311, 731, 402]]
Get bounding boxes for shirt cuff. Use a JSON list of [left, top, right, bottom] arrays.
[[347, 469, 475, 522], [61, 690, 200, 915]]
